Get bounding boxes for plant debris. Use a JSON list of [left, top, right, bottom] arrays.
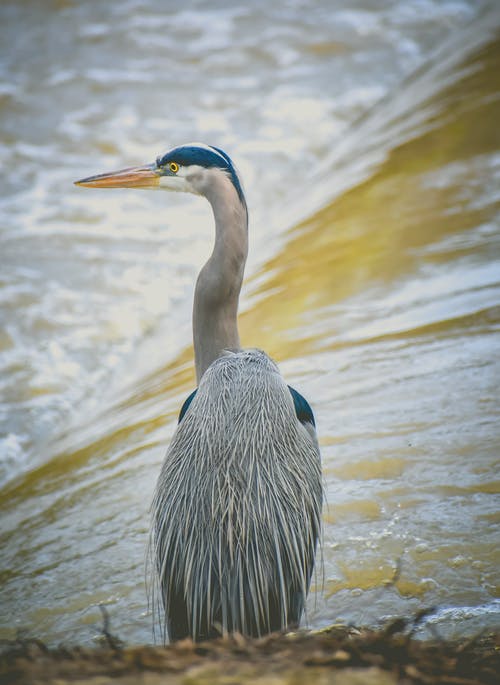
[[1, 619, 498, 685]]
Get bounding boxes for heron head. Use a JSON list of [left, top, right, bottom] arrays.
[[74, 143, 245, 203]]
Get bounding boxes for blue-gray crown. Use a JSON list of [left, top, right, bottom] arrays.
[[156, 144, 245, 203]]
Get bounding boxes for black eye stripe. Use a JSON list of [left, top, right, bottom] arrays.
[[156, 145, 245, 204]]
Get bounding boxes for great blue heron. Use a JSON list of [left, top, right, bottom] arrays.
[[75, 143, 322, 642]]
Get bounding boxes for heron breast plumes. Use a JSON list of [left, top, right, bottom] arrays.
[[150, 349, 322, 642]]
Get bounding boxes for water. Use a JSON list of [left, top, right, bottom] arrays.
[[1, 0, 499, 645]]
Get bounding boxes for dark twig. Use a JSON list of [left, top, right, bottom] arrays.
[[98, 605, 124, 651]]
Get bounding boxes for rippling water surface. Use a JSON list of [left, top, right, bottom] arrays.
[[1, 0, 499, 645]]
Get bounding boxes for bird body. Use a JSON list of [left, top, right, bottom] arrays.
[[152, 349, 321, 641], [75, 143, 322, 642]]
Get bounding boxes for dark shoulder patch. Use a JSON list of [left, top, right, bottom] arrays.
[[288, 386, 316, 427], [178, 389, 197, 423]]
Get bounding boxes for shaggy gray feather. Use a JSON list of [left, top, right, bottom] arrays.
[[150, 349, 322, 642]]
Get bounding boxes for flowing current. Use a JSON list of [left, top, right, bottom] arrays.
[[0, 1, 499, 645]]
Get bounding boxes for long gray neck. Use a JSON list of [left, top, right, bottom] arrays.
[[193, 174, 248, 383]]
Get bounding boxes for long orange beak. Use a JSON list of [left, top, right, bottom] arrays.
[[74, 163, 160, 189]]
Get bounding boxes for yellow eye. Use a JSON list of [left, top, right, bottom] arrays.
[[169, 161, 179, 174]]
